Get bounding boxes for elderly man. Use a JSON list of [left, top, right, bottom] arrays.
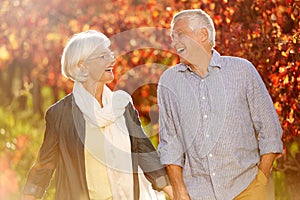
[[158, 9, 283, 200]]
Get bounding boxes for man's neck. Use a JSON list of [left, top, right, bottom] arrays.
[[193, 49, 213, 78]]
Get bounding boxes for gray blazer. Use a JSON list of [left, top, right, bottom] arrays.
[[23, 94, 169, 200]]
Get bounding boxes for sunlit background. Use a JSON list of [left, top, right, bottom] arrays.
[[0, 0, 299, 199]]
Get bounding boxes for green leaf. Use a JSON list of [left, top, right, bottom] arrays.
[[290, 141, 299, 158]]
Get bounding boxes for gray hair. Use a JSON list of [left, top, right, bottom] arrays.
[[61, 30, 110, 82], [171, 9, 216, 47]]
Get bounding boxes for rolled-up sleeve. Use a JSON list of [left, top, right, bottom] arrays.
[[157, 79, 185, 167], [246, 62, 283, 155]]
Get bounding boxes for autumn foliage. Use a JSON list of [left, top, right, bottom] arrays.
[[0, 0, 299, 199]]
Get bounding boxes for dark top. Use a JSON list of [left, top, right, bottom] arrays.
[[23, 94, 169, 200]]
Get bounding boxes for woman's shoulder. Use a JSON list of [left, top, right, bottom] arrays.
[[45, 93, 73, 116]]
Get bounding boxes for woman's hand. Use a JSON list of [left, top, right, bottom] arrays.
[[163, 185, 174, 200]]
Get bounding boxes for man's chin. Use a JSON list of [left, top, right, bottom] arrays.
[[179, 57, 186, 63], [179, 57, 191, 65]]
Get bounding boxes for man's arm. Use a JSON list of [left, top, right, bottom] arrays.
[[258, 153, 279, 178], [166, 165, 190, 200], [245, 62, 283, 165], [157, 76, 188, 199]]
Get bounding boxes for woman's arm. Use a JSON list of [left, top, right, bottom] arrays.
[[125, 103, 172, 192], [22, 107, 59, 198]]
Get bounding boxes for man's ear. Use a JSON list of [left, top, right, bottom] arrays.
[[199, 28, 209, 43], [77, 60, 84, 68]]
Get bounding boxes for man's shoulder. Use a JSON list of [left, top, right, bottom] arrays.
[[221, 54, 252, 66], [220, 54, 259, 78]]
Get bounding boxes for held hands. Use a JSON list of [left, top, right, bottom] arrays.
[[22, 195, 36, 200], [163, 185, 174, 200], [163, 185, 191, 200], [173, 188, 191, 200]]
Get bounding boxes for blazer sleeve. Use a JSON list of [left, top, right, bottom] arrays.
[[125, 103, 170, 191], [22, 106, 59, 198]]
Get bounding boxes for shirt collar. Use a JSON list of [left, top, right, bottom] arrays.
[[177, 63, 191, 72], [209, 49, 222, 68], [176, 49, 222, 72]]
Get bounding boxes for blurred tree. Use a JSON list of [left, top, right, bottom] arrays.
[[0, 0, 298, 140], [0, 0, 299, 199]]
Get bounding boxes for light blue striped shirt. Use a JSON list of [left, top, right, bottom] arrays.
[[157, 50, 283, 200]]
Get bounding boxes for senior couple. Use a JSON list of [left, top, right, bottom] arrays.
[[23, 9, 282, 200]]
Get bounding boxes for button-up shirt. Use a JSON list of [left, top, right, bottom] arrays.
[[158, 50, 283, 200]]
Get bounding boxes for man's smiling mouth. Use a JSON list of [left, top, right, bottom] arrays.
[[105, 67, 113, 72]]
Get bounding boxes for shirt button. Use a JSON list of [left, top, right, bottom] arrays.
[[201, 79, 205, 82], [212, 172, 216, 176], [191, 72, 194, 75], [202, 96, 206, 100], [203, 115, 208, 119], [209, 153, 213, 157], [206, 134, 210, 138]]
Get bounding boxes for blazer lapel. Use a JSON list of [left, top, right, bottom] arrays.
[[71, 94, 86, 145]]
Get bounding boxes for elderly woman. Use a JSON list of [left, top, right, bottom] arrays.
[[22, 30, 172, 200]]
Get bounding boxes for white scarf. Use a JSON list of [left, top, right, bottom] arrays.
[[73, 82, 164, 200]]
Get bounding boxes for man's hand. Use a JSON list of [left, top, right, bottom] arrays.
[[166, 164, 190, 200], [258, 153, 279, 178]]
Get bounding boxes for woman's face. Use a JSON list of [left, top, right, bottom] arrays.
[[84, 45, 116, 84]]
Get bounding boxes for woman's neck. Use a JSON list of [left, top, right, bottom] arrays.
[[82, 81, 104, 107]]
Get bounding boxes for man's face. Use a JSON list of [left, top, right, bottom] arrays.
[[170, 18, 204, 65]]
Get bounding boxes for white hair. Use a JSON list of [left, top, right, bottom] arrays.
[[61, 30, 110, 82], [171, 9, 216, 47]]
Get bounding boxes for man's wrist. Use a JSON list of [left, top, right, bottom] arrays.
[[258, 153, 278, 178]]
